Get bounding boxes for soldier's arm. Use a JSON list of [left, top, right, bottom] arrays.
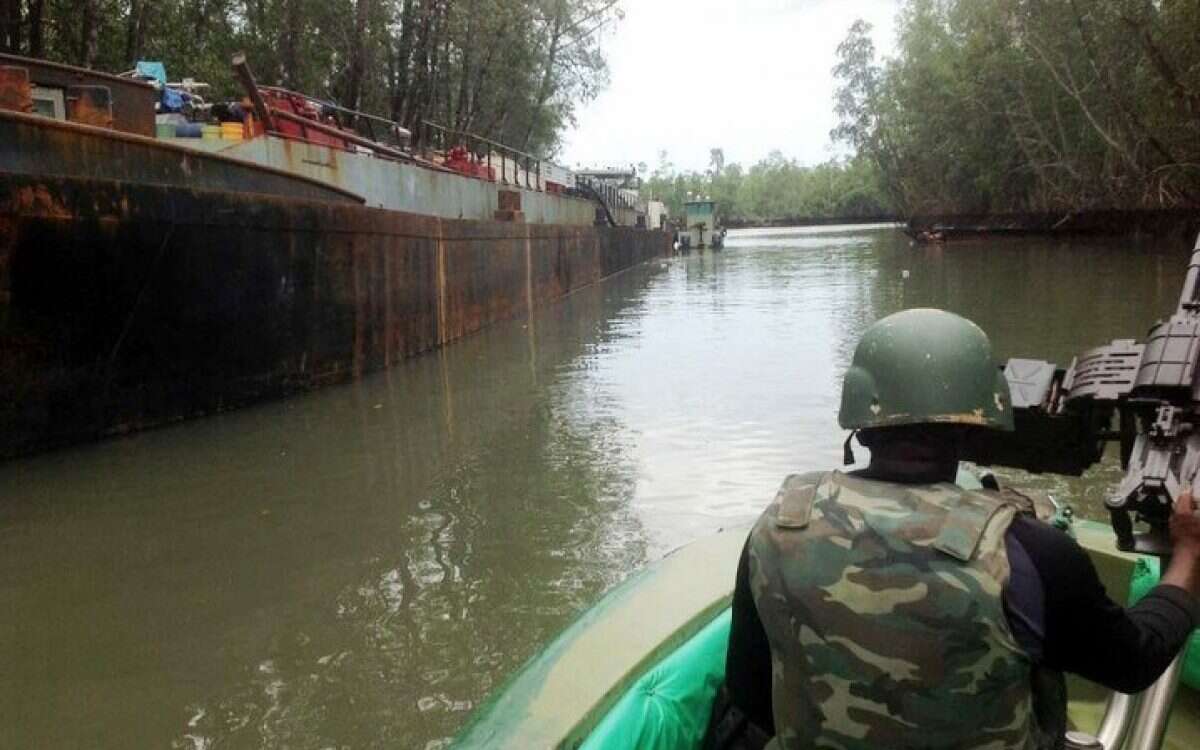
[[1010, 516, 1199, 694], [723, 538, 775, 734], [1160, 489, 1200, 597]]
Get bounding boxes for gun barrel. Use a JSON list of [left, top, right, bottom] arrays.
[[1179, 240, 1200, 310]]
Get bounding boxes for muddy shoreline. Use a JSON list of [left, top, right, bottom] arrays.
[[727, 209, 1200, 244], [905, 209, 1200, 244], [723, 215, 901, 229]]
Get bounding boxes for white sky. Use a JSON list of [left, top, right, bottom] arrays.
[[560, 0, 901, 173]]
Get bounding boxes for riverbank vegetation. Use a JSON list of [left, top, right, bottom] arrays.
[[0, 0, 618, 155], [640, 150, 894, 225], [834, 0, 1200, 217]]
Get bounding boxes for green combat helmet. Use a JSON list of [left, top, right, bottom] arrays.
[[839, 308, 1014, 432]]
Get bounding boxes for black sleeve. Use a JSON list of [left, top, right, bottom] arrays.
[[1009, 516, 1200, 694], [724, 537, 776, 735]]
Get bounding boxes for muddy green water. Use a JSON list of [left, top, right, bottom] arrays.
[[0, 225, 1189, 748]]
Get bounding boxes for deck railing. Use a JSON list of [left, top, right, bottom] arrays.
[[232, 55, 574, 195], [417, 120, 543, 191], [258, 86, 412, 150]]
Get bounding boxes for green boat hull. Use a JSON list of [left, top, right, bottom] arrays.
[[454, 520, 1199, 749]]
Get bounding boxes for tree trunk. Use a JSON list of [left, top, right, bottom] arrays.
[[522, 0, 565, 150], [406, 0, 434, 133], [426, 0, 451, 129], [1124, 16, 1200, 117], [390, 0, 417, 122], [453, 2, 473, 132], [125, 0, 151, 65], [280, 0, 302, 88], [343, 0, 371, 110], [1024, 33, 1141, 176], [3, 0, 22, 53], [80, 0, 100, 68], [463, 20, 502, 134], [434, 6, 452, 129], [28, 0, 45, 57]]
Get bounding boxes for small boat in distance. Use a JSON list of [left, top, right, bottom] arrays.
[[678, 199, 726, 251]]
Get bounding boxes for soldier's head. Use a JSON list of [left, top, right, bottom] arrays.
[[838, 309, 1013, 480]]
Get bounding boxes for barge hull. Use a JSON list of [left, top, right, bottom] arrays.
[[1, 109, 363, 204], [0, 173, 671, 459]]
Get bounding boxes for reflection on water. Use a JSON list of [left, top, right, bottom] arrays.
[[0, 225, 1187, 748], [0, 267, 657, 749]]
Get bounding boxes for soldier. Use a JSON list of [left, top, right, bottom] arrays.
[[705, 308, 1200, 750]]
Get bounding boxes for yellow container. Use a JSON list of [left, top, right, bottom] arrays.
[[221, 122, 245, 140], [201, 125, 222, 140]]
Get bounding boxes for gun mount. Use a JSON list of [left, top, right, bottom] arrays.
[[962, 234, 1200, 555]]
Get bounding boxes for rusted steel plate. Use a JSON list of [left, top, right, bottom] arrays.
[[0, 109, 363, 204], [0, 66, 32, 114], [0, 52, 155, 136], [65, 85, 113, 129], [498, 190, 522, 212], [0, 171, 671, 460]]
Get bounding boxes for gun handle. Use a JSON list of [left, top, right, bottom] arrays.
[[1109, 507, 1172, 556]]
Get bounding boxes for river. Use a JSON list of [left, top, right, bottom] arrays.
[[0, 224, 1188, 748]]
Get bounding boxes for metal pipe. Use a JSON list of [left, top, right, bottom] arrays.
[[1095, 691, 1139, 750], [268, 108, 412, 162], [419, 118, 540, 163], [417, 118, 549, 188], [260, 85, 411, 140], [1124, 652, 1186, 750], [231, 53, 276, 132]]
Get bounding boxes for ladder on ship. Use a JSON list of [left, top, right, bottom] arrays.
[[574, 176, 618, 227]]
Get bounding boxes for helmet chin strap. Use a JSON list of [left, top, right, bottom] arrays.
[[843, 430, 858, 466]]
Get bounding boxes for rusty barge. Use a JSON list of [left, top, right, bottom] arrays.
[[0, 54, 671, 460]]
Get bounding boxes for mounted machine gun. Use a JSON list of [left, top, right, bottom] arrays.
[[959, 232, 1200, 750], [963, 233, 1200, 557]]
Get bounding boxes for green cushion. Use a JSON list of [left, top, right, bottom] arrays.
[[581, 609, 732, 749]]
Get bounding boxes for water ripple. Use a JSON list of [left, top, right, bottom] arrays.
[[0, 225, 1184, 748]]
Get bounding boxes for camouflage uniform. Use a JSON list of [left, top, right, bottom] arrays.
[[748, 470, 1064, 750]]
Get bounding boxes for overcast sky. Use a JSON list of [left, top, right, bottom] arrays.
[[560, 0, 901, 174]]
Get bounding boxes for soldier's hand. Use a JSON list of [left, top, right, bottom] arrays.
[[1170, 489, 1200, 562]]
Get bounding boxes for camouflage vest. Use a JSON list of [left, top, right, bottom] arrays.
[[748, 470, 1061, 750]]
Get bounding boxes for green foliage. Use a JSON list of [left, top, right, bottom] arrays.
[[833, 0, 1200, 216], [0, 0, 618, 156], [642, 150, 894, 224]]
